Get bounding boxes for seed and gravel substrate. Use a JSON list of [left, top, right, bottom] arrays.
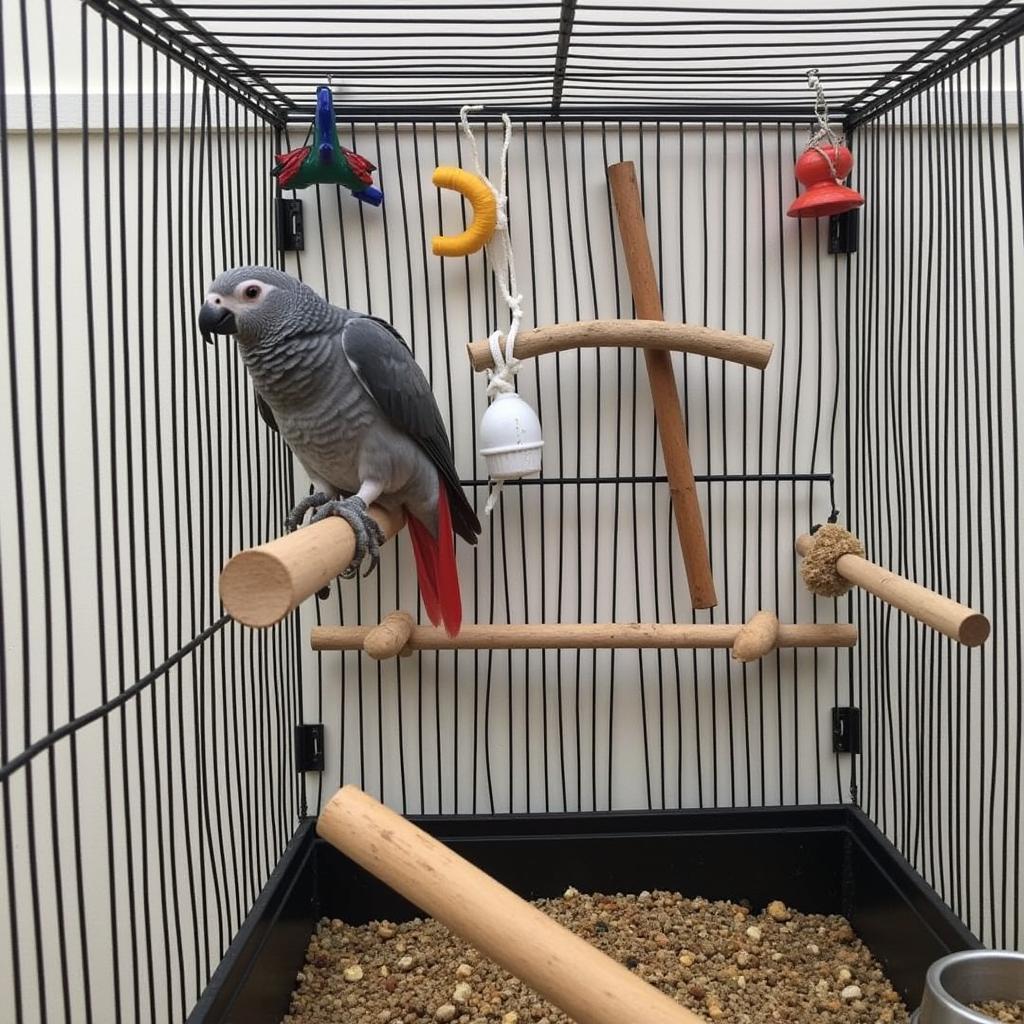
[[282, 889, 912, 1024], [970, 1002, 1024, 1023]]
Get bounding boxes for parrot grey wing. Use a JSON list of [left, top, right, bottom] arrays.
[[340, 315, 480, 544], [255, 390, 279, 433]]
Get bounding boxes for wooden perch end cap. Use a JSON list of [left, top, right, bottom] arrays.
[[732, 611, 780, 662], [364, 611, 416, 659], [220, 549, 296, 629], [957, 614, 991, 647]]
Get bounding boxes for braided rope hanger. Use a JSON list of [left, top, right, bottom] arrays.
[[458, 104, 529, 514], [805, 69, 847, 185]]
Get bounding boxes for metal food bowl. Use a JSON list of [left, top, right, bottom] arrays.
[[912, 951, 1024, 1023]]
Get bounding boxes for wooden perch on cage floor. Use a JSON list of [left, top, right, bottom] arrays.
[[795, 531, 990, 647], [219, 505, 405, 628], [466, 319, 774, 373], [318, 785, 706, 1024], [609, 160, 717, 610], [310, 613, 858, 660]]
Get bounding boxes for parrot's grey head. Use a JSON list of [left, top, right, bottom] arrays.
[[199, 265, 318, 344]]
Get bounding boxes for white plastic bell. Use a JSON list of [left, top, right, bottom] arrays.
[[478, 391, 543, 480]]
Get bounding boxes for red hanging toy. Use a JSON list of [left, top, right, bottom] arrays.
[[787, 69, 864, 219]]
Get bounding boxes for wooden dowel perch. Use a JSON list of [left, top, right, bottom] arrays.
[[795, 533, 990, 646], [219, 505, 405, 628], [311, 619, 858, 659], [318, 785, 706, 1024], [609, 160, 717, 610], [466, 319, 774, 373]]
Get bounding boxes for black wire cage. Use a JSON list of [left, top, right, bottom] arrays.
[[1, 1, 1022, 1022]]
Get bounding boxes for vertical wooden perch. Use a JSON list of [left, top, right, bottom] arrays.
[[608, 161, 717, 609]]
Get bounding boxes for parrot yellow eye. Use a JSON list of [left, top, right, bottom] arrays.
[[244, 285, 261, 299]]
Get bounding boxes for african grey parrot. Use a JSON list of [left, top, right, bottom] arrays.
[[198, 266, 480, 635]]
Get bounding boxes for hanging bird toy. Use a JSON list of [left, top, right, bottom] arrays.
[[271, 85, 383, 206], [443, 106, 543, 513], [431, 166, 498, 256], [787, 69, 864, 219]]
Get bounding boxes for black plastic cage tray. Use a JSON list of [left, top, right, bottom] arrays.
[[189, 804, 979, 1024]]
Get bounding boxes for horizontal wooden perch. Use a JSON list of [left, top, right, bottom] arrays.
[[219, 505, 405, 628], [466, 319, 774, 373], [795, 534, 990, 646], [318, 786, 705, 1024], [310, 617, 858, 659]]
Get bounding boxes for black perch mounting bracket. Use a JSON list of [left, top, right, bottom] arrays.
[[277, 197, 305, 251], [295, 723, 324, 772], [828, 208, 859, 254], [832, 706, 862, 754]]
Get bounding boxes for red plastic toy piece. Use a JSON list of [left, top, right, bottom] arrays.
[[787, 144, 864, 218], [273, 146, 311, 189]]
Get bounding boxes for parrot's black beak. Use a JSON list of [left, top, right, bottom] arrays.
[[198, 301, 237, 342]]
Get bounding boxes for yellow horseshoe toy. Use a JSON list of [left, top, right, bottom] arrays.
[[431, 166, 497, 257]]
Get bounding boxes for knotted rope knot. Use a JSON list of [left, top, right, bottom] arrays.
[[485, 330, 522, 397]]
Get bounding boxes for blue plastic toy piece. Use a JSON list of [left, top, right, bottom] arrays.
[[316, 87, 335, 163], [352, 186, 384, 207]]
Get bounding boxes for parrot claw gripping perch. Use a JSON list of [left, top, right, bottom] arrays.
[[308, 496, 386, 579], [284, 490, 331, 533]]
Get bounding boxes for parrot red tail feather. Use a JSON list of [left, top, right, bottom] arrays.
[[272, 146, 310, 188], [407, 480, 462, 637]]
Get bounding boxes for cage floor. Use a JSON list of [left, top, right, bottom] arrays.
[[285, 889, 908, 1024], [189, 805, 980, 1024]]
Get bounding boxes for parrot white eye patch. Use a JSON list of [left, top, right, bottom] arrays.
[[235, 280, 276, 302], [208, 281, 276, 314]]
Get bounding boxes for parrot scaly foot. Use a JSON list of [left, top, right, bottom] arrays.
[[308, 496, 385, 579], [285, 491, 331, 532]]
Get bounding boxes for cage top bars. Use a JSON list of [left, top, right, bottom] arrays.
[[95, 1, 1024, 125]]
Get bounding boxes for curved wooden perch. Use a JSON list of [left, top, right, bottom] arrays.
[[219, 505, 405, 628], [318, 785, 705, 1024], [794, 534, 990, 646], [311, 618, 857, 660], [466, 319, 774, 373]]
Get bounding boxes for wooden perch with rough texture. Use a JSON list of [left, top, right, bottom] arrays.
[[318, 785, 707, 1024], [220, 505, 405, 628], [466, 319, 774, 373], [609, 160, 717, 610], [310, 618, 858, 659], [795, 534, 990, 646]]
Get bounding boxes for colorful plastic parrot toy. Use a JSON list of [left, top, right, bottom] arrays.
[[271, 86, 383, 206]]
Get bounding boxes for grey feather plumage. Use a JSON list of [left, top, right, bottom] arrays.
[[202, 265, 479, 545]]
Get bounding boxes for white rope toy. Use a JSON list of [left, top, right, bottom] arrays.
[[806, 69, 846, 184], [458, 104, 540, 514]]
